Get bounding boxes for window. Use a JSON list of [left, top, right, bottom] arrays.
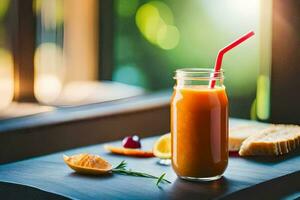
[[34, 0, 143, 106], [0, 0, 269, 119], [34, 0, 99, 104], [3, 0, 299, 123], [0, 0, 144, 119]]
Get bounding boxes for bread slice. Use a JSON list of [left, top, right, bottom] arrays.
[[229, 124, 269, 151], [239, 125, 300, 156]]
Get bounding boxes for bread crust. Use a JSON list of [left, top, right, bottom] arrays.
[[239, 125, 300, 156], [229, 124, 269, 151]]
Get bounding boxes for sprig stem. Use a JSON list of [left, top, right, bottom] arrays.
[[112, 161, 171, 186]]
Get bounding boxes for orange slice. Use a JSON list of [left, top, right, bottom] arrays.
[[104, 145, 154, 157], [63, 153, 112, 175], [153, 133, 171, 159]]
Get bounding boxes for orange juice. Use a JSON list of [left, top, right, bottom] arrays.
[[171, 69, 228, 181]]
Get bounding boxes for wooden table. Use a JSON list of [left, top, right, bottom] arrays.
[[0, 119, 299, 200]]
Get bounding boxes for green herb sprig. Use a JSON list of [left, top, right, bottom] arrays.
[[112, 160, 171, 186]]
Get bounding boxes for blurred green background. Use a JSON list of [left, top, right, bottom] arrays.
[[0, 0, 264, 118], [113, 0, 261, 118]]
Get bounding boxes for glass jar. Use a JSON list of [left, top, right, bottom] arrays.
[[171, 68, 228, 181]]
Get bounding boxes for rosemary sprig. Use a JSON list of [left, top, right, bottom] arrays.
[[156, 173, 166, 186], [112, 160, 171, 186]]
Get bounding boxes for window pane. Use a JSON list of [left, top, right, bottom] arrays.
[[34, 0, 143, 106], [34, 0, 99, 105]]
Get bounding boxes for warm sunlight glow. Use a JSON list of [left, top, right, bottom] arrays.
[[34, 43, 64, 73], [0, 49, 13, 110], [55, 81, 144, 106], [35, 74, 62, 104], [34, 43, 64, 104], [228, 0, 259, 18], [200, 0, 260, 30]]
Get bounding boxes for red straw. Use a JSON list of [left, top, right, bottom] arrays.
[[209, 31, 255, 88]]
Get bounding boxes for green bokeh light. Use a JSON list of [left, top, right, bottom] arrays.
[[135, 1, 180, 50], [136, 3, 163, 44], [256, 75, 270, 120], [156, 25, 180, 50], [149, 1, 174, 25], [0, 0, 9, 20]]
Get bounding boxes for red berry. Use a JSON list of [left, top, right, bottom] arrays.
[[122, 135, 141, 149]]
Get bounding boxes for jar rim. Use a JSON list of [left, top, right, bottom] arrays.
[[175, 68, 224, 73], [174, 68, 224, 80]]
